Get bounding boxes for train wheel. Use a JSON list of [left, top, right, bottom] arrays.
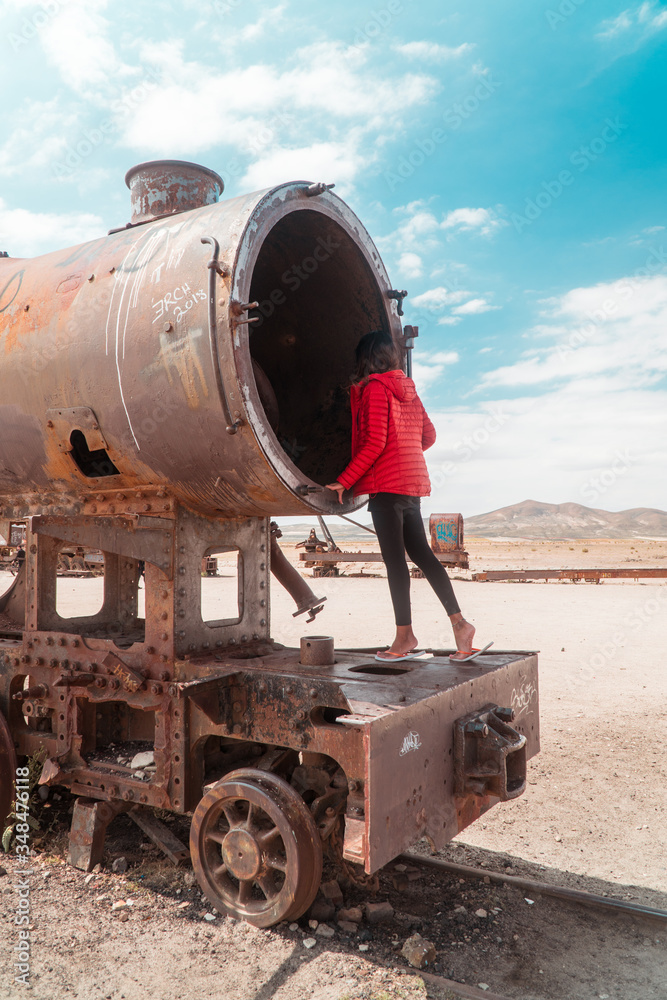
[[190, 767, 322, 928], [0, 711, 18, 833]]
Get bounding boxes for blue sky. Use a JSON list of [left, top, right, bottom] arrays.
[[1, 0, 666, 518]]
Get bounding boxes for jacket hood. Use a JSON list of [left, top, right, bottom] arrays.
[[368, 370, 416, 402]]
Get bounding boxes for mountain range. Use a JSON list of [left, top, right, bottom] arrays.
[[277, 500, 667, 542], [463, 500, 667, 539]]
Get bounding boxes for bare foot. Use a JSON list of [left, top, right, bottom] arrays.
[[449, 616, 476, 660]]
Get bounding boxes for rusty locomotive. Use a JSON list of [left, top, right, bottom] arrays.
[[0, 161, 539, 926]]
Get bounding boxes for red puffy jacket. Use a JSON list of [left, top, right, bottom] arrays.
[[337, 370, 436, 497]]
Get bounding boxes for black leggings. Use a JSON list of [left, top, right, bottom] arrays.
[[369, 493, 461, 626]]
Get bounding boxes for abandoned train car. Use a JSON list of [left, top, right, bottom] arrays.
[[0, 161, 539, 926]]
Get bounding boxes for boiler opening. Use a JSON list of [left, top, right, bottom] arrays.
[[248, 210, 389, 485]]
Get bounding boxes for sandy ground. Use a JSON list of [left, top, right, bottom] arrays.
[[1, 538, 666, 999], [273, 540, 667, 895]]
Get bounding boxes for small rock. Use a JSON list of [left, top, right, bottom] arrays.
[[454, 905, 467, 915], [131, 751, 155, 769], [338, 907, 362, 924], [111, 901, 127, 912], [316, 924, 335, 938], [357, 927, 372, 942], [394, 864, 407, 873], [303, 938, 317, 949], [0, 867, 8, 877], [364, 901, 394, 925], [554, 834, 562, 842], [184, 872, 196, 888], [319, 879, 344, 908], [92, 864, 102, 874], [112, 857, 128, 874], [337, 920, 358, 934], [478, 985, 490, 992], [116, 911, 129, 922], [38, 785, 49, 801], [204, 913, 216, 922], [84, 873, 96, 885], [309, 899, 335, 922], [308, 919, 318, 930], [524, 898, 535, 905], [392, 874, 409, 891], [289, 923, 299, 932], [177, 901, 190, 911], [401, 934, 436, 969], [475, 908, 488, 919], [483, 876, 491, 884], [134, 770, 146, 780], [358, 944, 369, 952]]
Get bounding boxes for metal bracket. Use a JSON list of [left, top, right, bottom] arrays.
[[387, 289, 408, 316], [201, 236, 245, 435], [454, 704, 527, 800]]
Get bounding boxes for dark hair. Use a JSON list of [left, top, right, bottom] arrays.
[[350, 329, 403, 385]]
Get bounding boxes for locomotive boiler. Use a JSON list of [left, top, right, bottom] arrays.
[[0, 161, 539, 926]]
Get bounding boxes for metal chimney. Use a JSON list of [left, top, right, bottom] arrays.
[[125, 159, 224, 226]]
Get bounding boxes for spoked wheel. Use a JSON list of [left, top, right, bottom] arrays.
[[0, 711, 18, 833], [190, 767, 323, 928]]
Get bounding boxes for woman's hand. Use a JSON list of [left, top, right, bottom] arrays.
[[325, 481, 345, 504]]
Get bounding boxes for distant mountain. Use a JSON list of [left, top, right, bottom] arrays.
[[463, 500, 667, 539]]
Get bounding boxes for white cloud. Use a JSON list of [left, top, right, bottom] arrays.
[[437, 316, 462, 326], [441, 206, 505, 237], [397, 251, 424, 279], [0, 198, 103, 257], [120, 41, 438, 160], [453, 298, 500, 315], [241, 140, 367, 191], [596, 1, 667, 43], [394, 41, 474, 61], [412, 349, 460, 389], [423, 381, 667, 516], [238, 4, 287, 40], [411, 286, 471, 310], [480, 274, 667, 389]]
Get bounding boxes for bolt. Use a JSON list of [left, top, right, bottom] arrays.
[[122, 790, 134, 801], [95, 678, 106, 688], [150, 683, 162, 695], [160, 671, 170, 681], [309, 688, 318, 699], [348, 780, 359, 793], [233, 701, 242, 713], [58, 637, 66, 646], [233, 724, 242, 735], [325, 807, 336, 817], [168, 685, 178, 697]]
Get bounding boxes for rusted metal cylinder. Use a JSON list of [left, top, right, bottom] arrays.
[[300, 636, 335, 666], [125, 160, 224, 225], [0, 166, 402, 518]]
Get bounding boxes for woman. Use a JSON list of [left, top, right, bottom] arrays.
[[326, 330, 491, 663]]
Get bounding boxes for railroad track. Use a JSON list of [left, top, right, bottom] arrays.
[[395, 852, 667, 1000]]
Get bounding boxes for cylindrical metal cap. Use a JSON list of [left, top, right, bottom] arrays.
[[125, 159, 224, 225], [300, 636, 335, 666]]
